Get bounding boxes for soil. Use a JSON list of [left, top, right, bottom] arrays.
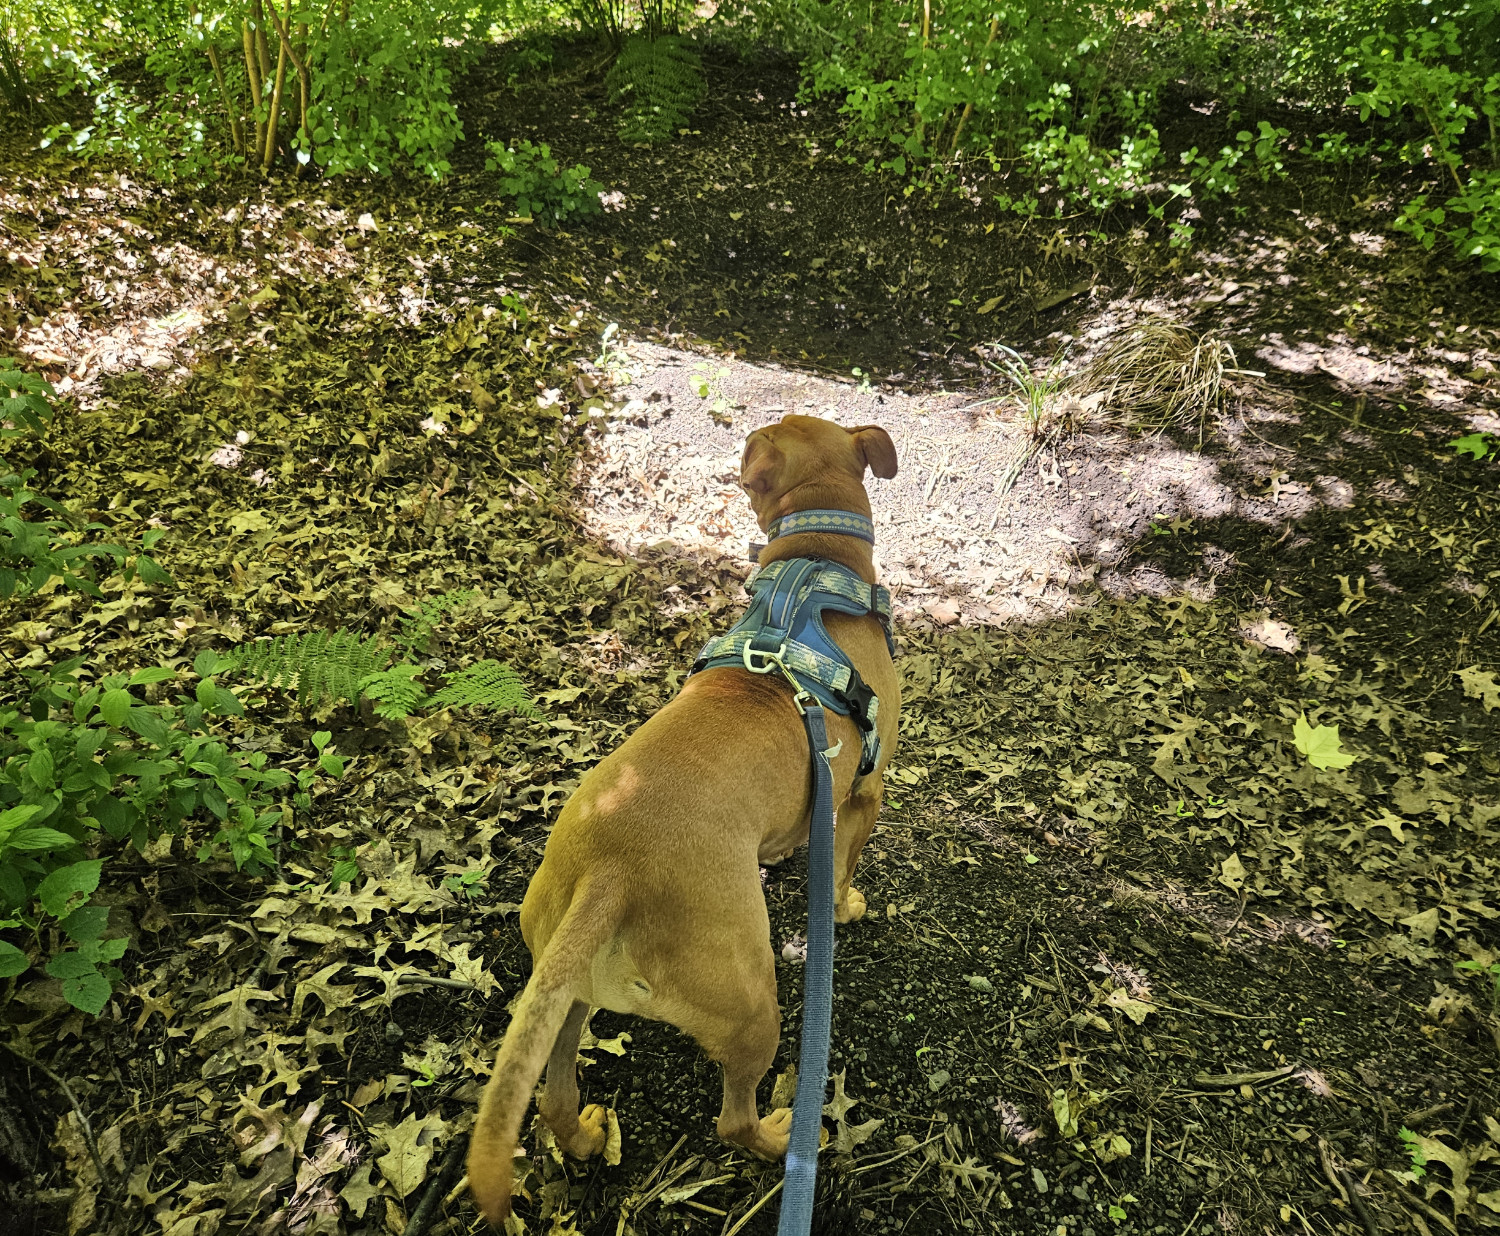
[[0, 35, 1498, 1236]]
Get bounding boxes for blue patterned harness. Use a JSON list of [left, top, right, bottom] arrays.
[[690, 509, 893, 776]]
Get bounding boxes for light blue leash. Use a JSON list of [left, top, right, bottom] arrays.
[[776, 702, 838, 1236]]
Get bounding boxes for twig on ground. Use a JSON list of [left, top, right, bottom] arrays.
[[720, 1178, 784, 1236], [1237, 415, 1298, 455], [396, 973, 480, 992], [405, 1131, 470, 1236], [0, 1040, 115, 1199], [1340, 1165, 1381, 1236]]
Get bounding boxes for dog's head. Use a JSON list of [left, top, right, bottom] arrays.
[[740, 415, 897, 524]]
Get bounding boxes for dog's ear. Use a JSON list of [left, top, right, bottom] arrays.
[[741, 433, 785, 495], [848, 425, 898, 479]]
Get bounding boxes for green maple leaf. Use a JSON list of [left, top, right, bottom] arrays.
[[1293, 713, 1356, 769], [1450, 433, 1494, 461]]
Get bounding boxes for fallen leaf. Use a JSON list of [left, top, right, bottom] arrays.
[[1104, 988, 1156, 1024], [603, 1109, 622, 1166], [1240, 612, 1300, 653], [1457, 666, 1500, 712], [373, 1111, 446, 1198], [1293, 713, 1356, 770]]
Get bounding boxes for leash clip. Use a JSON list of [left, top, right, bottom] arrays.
[[742, 640, 790, 676], [743, 641, 815, 716]]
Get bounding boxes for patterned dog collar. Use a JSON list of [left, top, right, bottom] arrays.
[[765, 508, 876, 545]]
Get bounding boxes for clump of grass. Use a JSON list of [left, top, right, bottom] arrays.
[[1075, 318, 1253, 439], [975, 345, 1089, 495], [974, 322, 1257, 497]]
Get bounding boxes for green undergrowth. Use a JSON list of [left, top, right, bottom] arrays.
[[0, 190, 784, 1231], [604, 33, 705, 144]]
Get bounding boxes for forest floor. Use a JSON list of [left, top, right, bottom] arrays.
[[2, 40, 1500, 1236]]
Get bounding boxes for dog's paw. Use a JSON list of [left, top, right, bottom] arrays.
[[756, 1107, 793, 1158], [569, 1104, 609, 1159], [835, 886, 867, 923]]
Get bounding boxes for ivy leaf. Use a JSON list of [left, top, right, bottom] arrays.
[[1292, 713, 1355, 769]]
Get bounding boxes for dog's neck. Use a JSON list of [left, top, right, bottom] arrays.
[[756, 484, 877, 585]]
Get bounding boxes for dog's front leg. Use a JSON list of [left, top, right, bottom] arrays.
[[538, 1000, 609, 1158], [833, 778, 884, 923]]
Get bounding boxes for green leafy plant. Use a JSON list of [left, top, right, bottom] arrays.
[[226, 629, 392, 711], [226, 595, 538, 720], [37, 0, 474, 181], [484, 138, 604, 226], [974, 345, 1076, 496], [328, 840, 362, 891], [429, 660, 540, 715], [0, 358, 53, 435], [1350, 23, 1500, 272], [0, 367, 343, 1015], [396, 588, 477, 652], [1399, 1126, 1429, 1177], [0, 654, 348, 1012], [605, 34, 704, 144], [443, 866, 491, 901], [596, 322, 630, 381], [1, 361, 170, 600], [1456, 958, 1500, 1014], [690, 359, 733, 425], [1452, 432, 1497, 461]]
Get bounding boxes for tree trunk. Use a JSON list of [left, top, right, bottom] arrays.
[[949, 16, 1001, 156], [243, 17, 267, 160], [263, 20, 289, 172], [206, 40, 245, 154], [264, 0, 313, 167]]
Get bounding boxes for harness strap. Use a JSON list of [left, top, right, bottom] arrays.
[[776, 703, 838, 1236], [754, 558, 894, 639], [697, 630, 854, 695]]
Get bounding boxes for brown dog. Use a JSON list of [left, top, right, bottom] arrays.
[[467, 415, 900, 1225]]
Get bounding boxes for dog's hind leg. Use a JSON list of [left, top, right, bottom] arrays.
[[833, 778, 883, 923], [708, 991, 792, 1160], [538, 999, 608, 1159]]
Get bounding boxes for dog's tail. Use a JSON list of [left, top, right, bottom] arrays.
[[468, 880, 622, 1227]]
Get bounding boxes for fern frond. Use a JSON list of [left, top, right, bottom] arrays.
[[357, 662, 428, 720], [395, 589, 478, 653], [605, 35, 705, 145], [429, 660, 540, 716], [226, 629, 390, 709]]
